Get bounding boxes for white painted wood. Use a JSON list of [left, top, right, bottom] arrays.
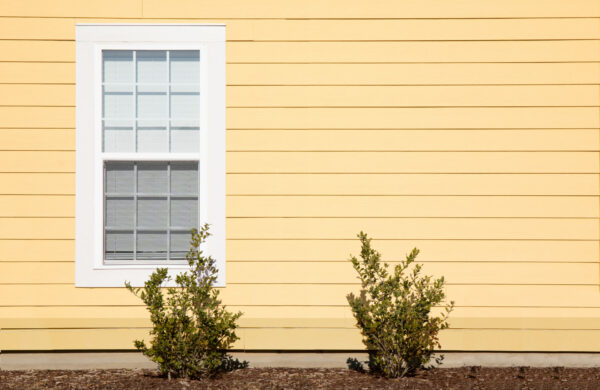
[[76, 24, 225, 43], [76, 24, 226, 287]]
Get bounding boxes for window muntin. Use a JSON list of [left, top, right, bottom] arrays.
[[102, 49, 201, 264]]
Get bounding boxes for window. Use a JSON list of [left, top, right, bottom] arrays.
[[76, 24, 225, 287]]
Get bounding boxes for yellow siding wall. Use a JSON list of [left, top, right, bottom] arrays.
[[1, 0, 600, 351]]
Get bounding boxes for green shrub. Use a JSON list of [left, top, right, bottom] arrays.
[[346, 231, 454, 378], [126, 224, 246, 379]]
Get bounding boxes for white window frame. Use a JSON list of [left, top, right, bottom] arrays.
[[75, 24, 226, 287]]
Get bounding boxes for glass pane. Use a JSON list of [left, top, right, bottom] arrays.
[[171, 93, 199, 121], [137, 231, 167, 260], [103, 92, 134, 153], [171, 198, 197, 228], [137, 50, 167, 85], [171, 128, 199, 153], [137, 92, 168, 152], [171, 93, 200, 129], [170, 232, 191, 260], [105, 162, 134, 194], [137, 92, 168, 120], [170, 51, 200, 85], [105, 231, 134, 261], [104, 92, 134, 120], [106, 197, 134, 229], [170, 51, 200, 153], [137, 127, 168, 153], [103, 51, 133, 83], [137, 197, 168, 229], [171, 162, 198, 194], [103, 52, 134, 153], [137, 162, 168, 194], [104, 126, 134, 152]]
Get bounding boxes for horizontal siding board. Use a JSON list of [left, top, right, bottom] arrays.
[[226, 218, 598, 240], [241, 317, 600, 330], [227, 85, 600, 107], [2, 18, 599, 41], [0, 41, 73, 62], [227, 240, 600, 263], [4, 284, 600, 307], [231, 63, 600, 85], [1, 317, 150, 329], [2, 63, 598, 85], [228, 174, 599, 196], [2, 41, 599, 63], [5, 327, 600, 351], [222, 285, 600, 307], [227, 41, 600, 63], [0, 0, 142, 17], [0, 130, 74, 151], [227, 129, 600, 152], [7, 306, 600, 326], [229, 19, 600, 41], [0, 218, 73, 239], [227, 108, 600, 129], [227, 196, 599, 218], [8, 315, 600, 331], [0, 151, 73, 172], [0, 195, 74, 217], [0, 306, 151, 325], [6, 85, 600, 107], [0, 173, 74, 195], [0, 18, 76, 40], [0, 328, 150, 351], [0, 262, 73, 284], [227, 152, 599, 173], [141, 0, 600, 18], [448, 306, 600, 319], [0, 63, 74, 84], [2, 262, 596, 285], [239, 328, 364, 350], [0, 107, 74, 128], [440, 329, 600, 351], [0, 85, 73, 106], [226, 262, 599, 285], [0, 241, 74, 261], [0, 285, 140, 306]]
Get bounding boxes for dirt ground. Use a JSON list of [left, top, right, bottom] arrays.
[[2, 367, 600, 390]]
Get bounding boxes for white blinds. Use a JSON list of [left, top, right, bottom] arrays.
[[104, 161, 199, 261], [102, 50, 201, 153]]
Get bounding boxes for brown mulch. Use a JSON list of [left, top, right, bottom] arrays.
[[2, 367, 600, 390]]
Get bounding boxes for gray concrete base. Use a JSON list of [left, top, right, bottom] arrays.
[[3, 352, 600, 370]]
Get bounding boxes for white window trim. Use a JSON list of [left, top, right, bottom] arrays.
[[75, 24, 226, 287]]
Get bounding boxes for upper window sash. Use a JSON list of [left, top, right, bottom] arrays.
[[101, 49, 202, 155], [95, 44, 208, 161]]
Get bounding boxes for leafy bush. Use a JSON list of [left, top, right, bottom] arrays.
[[346, 232, 454, 378], [126, 224, 246, 379]]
